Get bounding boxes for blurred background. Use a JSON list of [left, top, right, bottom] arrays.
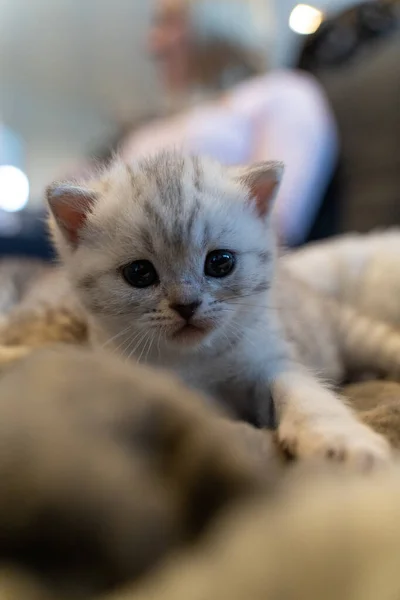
[[0, 0, 399, 257]]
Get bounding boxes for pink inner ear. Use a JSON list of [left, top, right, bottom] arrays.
[[250, 178, 279, 218], [57, 203, 88, 245], [48, 184, 96, 247]]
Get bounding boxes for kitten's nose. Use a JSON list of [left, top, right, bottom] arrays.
[[169, 301, 201, 321]]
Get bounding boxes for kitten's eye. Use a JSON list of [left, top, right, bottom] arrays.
[[122, 260, 159, 288], [205, 250, 236, 278]]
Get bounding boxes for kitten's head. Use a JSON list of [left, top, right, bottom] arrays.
[[47, 151, 283, 356]]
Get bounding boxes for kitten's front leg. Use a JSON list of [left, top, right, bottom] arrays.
[[267, 369, 391, 468]]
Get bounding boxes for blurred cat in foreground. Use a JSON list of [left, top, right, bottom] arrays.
[[0, 346, 399, 599]]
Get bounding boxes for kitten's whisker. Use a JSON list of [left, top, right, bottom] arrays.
[[217, 303, 279, 312], [219, 290, 271, 303], [125, 329, 149, 361], [230, 324, 257, 351], [219, 327, 236, 352], [102, 324, 136, 349], [224, 319, 251, 347], [225, 322, 243, 342], [114, 338, 131, 356], [136, 331, 152, 363], [156, 328, 162, 359], [143, 331, 156, 363], [114, 329, 142, 356], [141, 331, 154, 364]]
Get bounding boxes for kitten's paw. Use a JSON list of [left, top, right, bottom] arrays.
[[278, 419, 391, 470]]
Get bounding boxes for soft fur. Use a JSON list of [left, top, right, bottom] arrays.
[[107, 468, 400, 600], [0, 347, 399, 600], [45, 149, 397, 466], [0, 345, 271, 596], [284, 229, 400, 326]]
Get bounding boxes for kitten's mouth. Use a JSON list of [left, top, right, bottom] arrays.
[[171, 323, 210, 343]]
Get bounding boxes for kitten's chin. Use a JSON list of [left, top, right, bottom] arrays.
[[169, 324, 213, 347]]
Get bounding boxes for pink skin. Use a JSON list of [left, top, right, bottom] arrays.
[[148, 0, 193, 96]]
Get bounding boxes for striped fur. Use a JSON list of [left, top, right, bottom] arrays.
[[44, 150, 396, 467], [284, 230, 400, 327]]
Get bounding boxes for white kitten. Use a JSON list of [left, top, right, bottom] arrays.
[[284, 230, 400, 326], [47, 150, 390, 466]]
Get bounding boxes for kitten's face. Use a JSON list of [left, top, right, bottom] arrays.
[[48, 152, 282, 356]]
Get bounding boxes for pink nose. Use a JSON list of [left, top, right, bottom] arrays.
[[169, 301, 201, 321]]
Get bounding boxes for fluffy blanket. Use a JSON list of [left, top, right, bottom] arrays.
[[0, 346, 399, 599]]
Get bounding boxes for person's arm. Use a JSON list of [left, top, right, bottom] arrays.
[[232, 73, 339, 246]]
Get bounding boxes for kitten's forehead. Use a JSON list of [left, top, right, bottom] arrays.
[[93, 151, 265, 261], [133, 151, 249, 224], [130, 151, 242, 210]]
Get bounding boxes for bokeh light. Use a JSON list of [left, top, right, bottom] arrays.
[[0, 165, 30, 212], [289, 4, 323, 35]]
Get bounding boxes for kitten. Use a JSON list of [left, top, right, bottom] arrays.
[[284, 230, 400, 326], [46, 150, 393, 466]]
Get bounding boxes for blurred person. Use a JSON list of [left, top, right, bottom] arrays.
[[117, 0, 338, 247]]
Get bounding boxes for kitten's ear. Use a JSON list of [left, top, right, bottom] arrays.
[[46, 183, 97, 247], [235, 161, 284, 219]]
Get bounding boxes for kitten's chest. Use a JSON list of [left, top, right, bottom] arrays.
[[212, 379, 273, 427], [168, 355, 228, 395], [158, 353, 269, 426]]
